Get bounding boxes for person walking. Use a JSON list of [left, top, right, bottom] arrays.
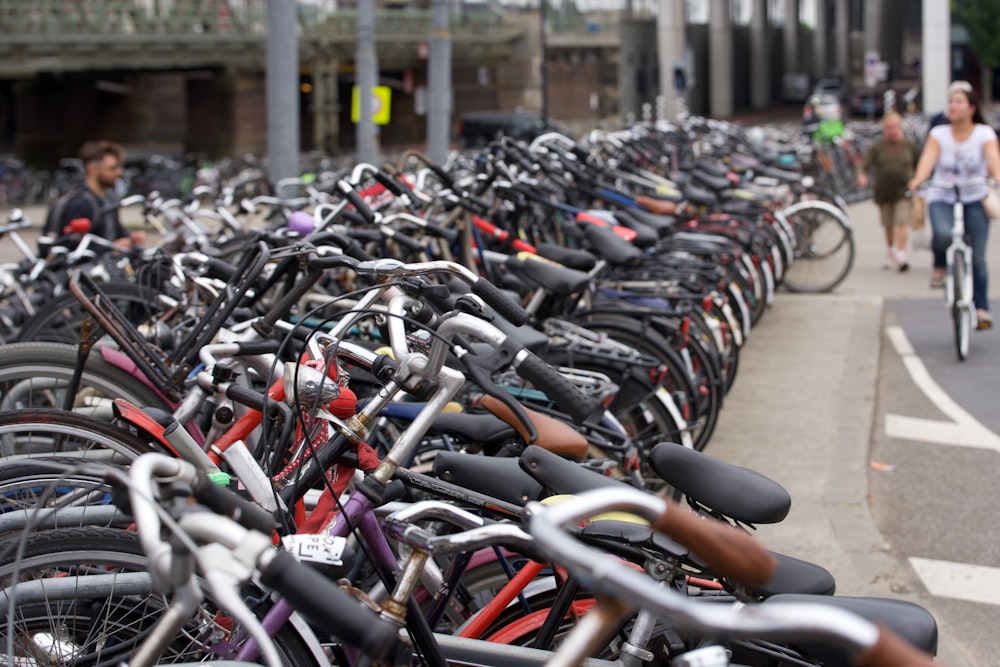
[[908, 80, 1000, 329], [857, 111, 918, 271], [44, 141, 144, 250]]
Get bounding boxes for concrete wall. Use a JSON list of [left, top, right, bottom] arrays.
[[11, 72, 187, 167]]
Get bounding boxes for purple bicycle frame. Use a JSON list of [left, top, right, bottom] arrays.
[[236, 480, 398, 661]]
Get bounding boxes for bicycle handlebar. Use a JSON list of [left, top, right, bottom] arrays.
[[523, 487, 937, 667], [126, 454, 398, 663]]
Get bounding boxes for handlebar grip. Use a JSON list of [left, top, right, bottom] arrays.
[[514, 352, 599, 424], [260, 550, 397, 661], [337, 182, 378, 224], [191, 471, 276, 535], [225, 384, 268, 412], [652, 497, 777, 586], [203, 258, 239, 282], [853, 625, 937, 667], [471, 277, 529, 326], [235, 340, 281, 356], [383, 228, 426, 254], [374, 169, 422, 206], [425, 222, 461, 245]]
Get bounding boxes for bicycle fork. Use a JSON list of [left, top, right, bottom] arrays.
[[945, 242, 973, 311]]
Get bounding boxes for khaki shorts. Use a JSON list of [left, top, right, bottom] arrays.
[[878, 200, 913, 228]]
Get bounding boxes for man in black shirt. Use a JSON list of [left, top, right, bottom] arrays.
[[50, 141, 144, 249]]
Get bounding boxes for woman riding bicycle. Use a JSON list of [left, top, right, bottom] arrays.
[[908, 80, 1000, 329]]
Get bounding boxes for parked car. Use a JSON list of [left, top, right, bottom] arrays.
[[812, 77, 849, 104], [456, 111, 565, 148]]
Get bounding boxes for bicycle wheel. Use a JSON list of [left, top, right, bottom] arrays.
[[0, 342, 170, 417], [16, 280, 165, 345], [581, 313, 719, 451], [952, 253, 972, 361], [780, 202, 855, 293], [0, 408, 166, 461], [0, 457, 120, 524], [0, 527, 323, 666]]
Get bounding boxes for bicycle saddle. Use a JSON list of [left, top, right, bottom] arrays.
[[430, 412, 517, 449], [747, 552, 837, 598], [504, 255, 592, 295], [647, 443, 791, 525], [763, 594, 938, 660], [692, 169, 734, 194], [432, 453, 544, 506], [479, 395, 589, 459], [534, 242, 597, 271], [614, 209, 678, 237], [683, 183, 718, 208], [579, 522, 837, 599]]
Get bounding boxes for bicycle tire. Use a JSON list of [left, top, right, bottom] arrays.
[[0, 342, 170, 417], [575, 313, 719, 451], [0, 457, 122, 530], [0, 408, 167, 461], [0, 527, 322, 666], [16, 280, 164, 345], [781, 202, 856, 293], [952, 253, 971, 361]]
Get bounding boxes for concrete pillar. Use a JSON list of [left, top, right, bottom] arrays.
[[266, 0, 299, 186], [750, 0, 770, 108], [708, 0, 732, 117], [656, 0, 686, 121], [922, 0, 950, 116], [313, 60, 340, 156], [426, 0, 452, 165], [356, 0, 380, 165], [834, 0, 849, 78], [812, 0, 827, 79], [783, 0, 799, 72], [863, 0, 882, 55]]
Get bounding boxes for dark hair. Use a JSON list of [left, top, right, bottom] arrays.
[[948, 81, 986, 124], [79, 140, 124, 166]]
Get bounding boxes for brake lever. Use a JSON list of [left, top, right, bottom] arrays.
[[462, 361, 538, 445], [455, 336, 539, 444]]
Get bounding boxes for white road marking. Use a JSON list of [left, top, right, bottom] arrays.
[[884, 326, 1000, 453], [909, 557, 1000, 606]]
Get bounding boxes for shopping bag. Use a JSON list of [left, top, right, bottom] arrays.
[[911, 216, 932, 250], [983, 189, 1000, 221], [910, 195, 926, 230]]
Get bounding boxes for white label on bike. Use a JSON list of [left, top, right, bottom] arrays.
[[282, 534, 348, 566]]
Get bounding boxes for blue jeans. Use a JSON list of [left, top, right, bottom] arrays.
[[928, 200, 990, 311]]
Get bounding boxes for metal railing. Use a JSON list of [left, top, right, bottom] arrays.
[[0, 0, 505, 37]]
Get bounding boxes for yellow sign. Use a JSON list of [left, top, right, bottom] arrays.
[[351, 86, 392, 125]]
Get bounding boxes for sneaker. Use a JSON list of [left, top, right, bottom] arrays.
[[930, 270, 945, 288], [896, 251, 909, 272], [977, 310, 993, 330], [884, 249, 898, 270]]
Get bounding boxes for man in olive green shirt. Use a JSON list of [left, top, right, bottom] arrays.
[[857, 112, 919, 271]]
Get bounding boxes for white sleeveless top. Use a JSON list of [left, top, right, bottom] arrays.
[[926, 123, 996, 204]]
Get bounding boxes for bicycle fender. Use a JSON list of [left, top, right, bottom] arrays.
[[111, 398, 181, 459]]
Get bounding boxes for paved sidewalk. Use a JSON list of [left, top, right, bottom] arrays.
[[708, 200, 993, 667]]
